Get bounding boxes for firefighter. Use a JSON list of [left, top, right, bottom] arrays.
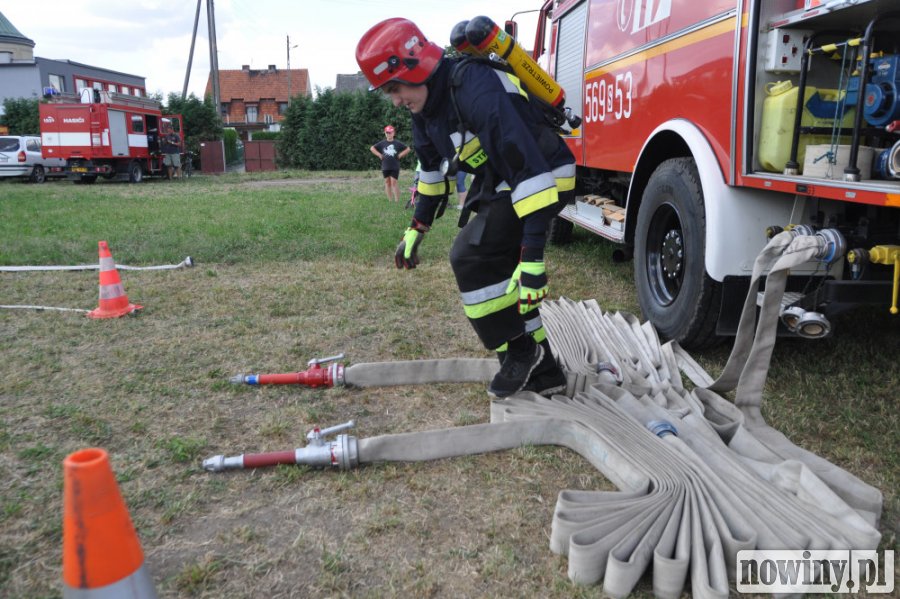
[[356, 18, 576, 398]]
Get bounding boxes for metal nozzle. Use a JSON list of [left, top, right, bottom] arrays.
[[229, 374, 246, 385], [202, 454, 245, 472]]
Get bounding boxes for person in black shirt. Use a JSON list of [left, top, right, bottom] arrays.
[[370, 125, 410, 202], [160, 122, 182, 180]]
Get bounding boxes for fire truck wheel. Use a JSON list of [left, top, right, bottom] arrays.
[[29, 165, 46, 184], [634, 157, 722, 350], [548, 216, 574, 245], [128, 161, 143, 184]]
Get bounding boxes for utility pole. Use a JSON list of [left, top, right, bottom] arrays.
[[287, 35, 298, 106], [182, 0, 203, 100], [207, 0, 222, 114]]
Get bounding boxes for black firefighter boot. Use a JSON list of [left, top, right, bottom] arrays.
[[488, 334, 543, 398], [522, 339, 567, 396]]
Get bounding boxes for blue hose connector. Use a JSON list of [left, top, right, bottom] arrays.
[[647, 420, 677, 438]]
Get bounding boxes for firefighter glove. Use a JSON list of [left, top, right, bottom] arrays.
[[395, 220, 429, 269], [506, 248, 548, 314]]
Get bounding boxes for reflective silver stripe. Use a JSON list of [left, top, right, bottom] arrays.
[[99, 256, 116, 270], [511, 172, 556, 203], [552, 163, 576, 180], [493, 70, 527, 98], [450, 131, 475, 149], [418, 169, 444, 184], [64, 563, 158, 598], [524, 314, 543, 333], [98, 283, 125, 300], [495, 180, 511, 193], [460, 279, 513, 305]]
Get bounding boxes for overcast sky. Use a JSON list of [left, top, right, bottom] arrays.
[[4, 0, 541, 99]]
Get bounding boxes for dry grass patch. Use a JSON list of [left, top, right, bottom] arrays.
[[1, 173, 895, 598]]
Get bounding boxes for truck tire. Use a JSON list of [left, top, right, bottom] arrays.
[[634, 157, 721, 349], [548, 215, 574, 245], [128, 161, 143, 184], [29, 165, 46, 184]]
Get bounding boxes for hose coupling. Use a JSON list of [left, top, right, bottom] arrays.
[[813, 228, 846, 262], [647, 420, 678, 438]]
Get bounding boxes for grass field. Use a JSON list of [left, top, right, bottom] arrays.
[[1, 172, 896, 598]]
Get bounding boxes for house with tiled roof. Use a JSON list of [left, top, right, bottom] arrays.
[[206, 64, 310, 140]]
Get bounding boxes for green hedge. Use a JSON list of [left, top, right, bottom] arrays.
[[278, 88, 415, 171]]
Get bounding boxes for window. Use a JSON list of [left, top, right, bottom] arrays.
[[133, 88, 142, 97], [131, 115, 144, 133], [121, 86, 130, 95], [48, 74, 65, 93], [278, 102, 288, 115], [108, 83, 117, 93], [246, 105, 258, 123], [26, 138, 40, 152], [75, 78, 87, 91], [92, 81, 103, 91]]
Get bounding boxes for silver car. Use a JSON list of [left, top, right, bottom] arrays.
[[0, 135, 66, 183]]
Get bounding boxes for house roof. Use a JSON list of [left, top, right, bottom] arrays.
[[335, 72, 369, 93], [205, 65, 310, 102], [0, 10, 35, 47]]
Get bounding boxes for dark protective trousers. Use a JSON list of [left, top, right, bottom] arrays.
[[450, 196, 544, 351]]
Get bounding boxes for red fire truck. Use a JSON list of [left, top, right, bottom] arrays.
[[40, 89, 185, 184], [518, 0, 900, 348]]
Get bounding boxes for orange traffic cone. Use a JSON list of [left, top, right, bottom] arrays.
[[63, 448, 158, 598], [87, 241, 142, 318]]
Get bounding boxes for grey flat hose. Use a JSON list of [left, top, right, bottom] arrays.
[[206, 233, 883, 597], [345, 358, 498, 386]]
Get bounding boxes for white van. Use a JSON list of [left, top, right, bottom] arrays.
[[0, 135, 66, 183]]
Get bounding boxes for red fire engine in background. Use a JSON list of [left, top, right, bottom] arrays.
[[514, 0, 899, 348], [39, 89, 184, 184]]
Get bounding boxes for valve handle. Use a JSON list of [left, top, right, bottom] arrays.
[[308, 353, 345, 367], [306, 420, 356, 444]]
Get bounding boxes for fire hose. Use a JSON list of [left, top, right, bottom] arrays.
[[204, 231, 883, 597], [1, 256, 194, 312], [0, 256, 193, 272], [229, 354, 499, 388]]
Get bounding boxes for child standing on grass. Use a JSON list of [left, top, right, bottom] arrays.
[[370, 125, 410, 202]]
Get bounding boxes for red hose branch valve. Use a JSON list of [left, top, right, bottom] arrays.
[[229, 353, 345, 387]]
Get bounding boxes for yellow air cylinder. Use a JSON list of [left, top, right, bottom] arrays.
[[451, 21, 479, 56], [464, 15, 565, 109]]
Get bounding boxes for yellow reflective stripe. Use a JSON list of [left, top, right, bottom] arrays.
[[531, 327, 546, 343], [418, 179, 446, 195], [494, 342, 508, 352], [464, 149, 488, 169], [553, 164, 576, 192], [451, 131, 489, 170], [462, 289, 518, 320], [556, 175, 575, 192], [513, 187, 559, 218]]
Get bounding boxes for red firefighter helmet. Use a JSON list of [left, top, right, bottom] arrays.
[[356, 18, 444, 90]]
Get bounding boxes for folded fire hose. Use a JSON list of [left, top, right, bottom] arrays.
[[205, 230, 884, 598]]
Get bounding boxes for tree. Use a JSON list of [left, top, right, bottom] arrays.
[[277, 94, 312, 168], [277, 88, 416, 171], [1, 98, 40, 135]]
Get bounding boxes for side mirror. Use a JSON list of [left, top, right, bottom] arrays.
[[504, 20, 518, 40]]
